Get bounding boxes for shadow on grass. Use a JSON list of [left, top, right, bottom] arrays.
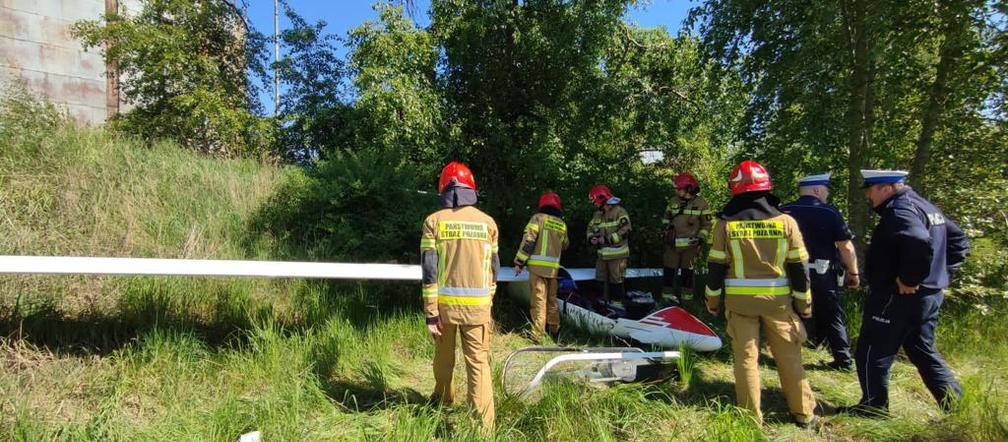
[[323, 378, 428, 412], [0, 277, 422, 357], [0, 292, 262, 357], [311, 347, 432, 413], [492, 287, 535, 337], [657, 350, 822, 426]]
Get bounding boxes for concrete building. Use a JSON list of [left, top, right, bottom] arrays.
[[1, 0, 243, 124]]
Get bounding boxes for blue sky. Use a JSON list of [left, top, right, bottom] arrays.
[[243, 0, 696, 112]]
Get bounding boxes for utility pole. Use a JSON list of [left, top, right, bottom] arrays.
[[274, 0, 280, 117]]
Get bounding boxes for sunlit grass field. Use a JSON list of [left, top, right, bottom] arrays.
[[1, 91, 1006, 441]]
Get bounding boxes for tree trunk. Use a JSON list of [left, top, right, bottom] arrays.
[[909, 6, 966, 193], [843, 0, 874, 266]]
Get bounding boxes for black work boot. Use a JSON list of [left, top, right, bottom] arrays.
[[661, 286, 679, 306], [680, 268, 695, 301], [837, 403, 890, 419], [611, 283, 627, 304]]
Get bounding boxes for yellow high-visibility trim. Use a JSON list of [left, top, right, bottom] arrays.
[[543, 218, 566, 233], [422, 286, 438, 298], [436, 242, 446, 287], [730, 240, 745, 279], [420, 238, 436, 249], [683, 209, 712, 216], [727, 220, 785, 239], [598, 245, 629, 257], [791, 289, 811, 300], [787, 248, 809, 262], [705, 287, 723, 297], [515, 251, 530, 262], [525, 222, 540, 233], [774, 237, 787, 275], [483, 244, 494, 289], [708, 249, 727, 261], [438, 221, 490, 241], [540, 228, 550, 256], [528, 258, 560, 268], [724, 285, 791, 296], [438, 295, 493, 306]]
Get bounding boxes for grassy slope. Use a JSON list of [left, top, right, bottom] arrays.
[[1, 110, 1007, 441]]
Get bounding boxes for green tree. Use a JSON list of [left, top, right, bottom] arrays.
[[274, 2, 352, 162], [425, 0, 745, 263], [326, 1, 748, 265], [73, 0, 271, 157], [690, 0, 1007, 258], [348, 4, 446, 169]]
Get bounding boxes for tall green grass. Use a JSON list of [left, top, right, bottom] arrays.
[[1, 85, 1006, 441]]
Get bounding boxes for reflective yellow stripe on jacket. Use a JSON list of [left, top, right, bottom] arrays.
[[599, 244, 629, 258], [438, 286, 494, 306], [724, 278, 790, 296]]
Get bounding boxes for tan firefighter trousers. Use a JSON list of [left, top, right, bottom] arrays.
[[529, 272, 560, 337], [726, 308, 816, 424], [433, 322, 494, 428]]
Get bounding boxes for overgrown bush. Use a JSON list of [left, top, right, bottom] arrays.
[[0, 83, 68, 152], [952, 236, 1008, 299], [72, 0, 271, 157], [249, 149, 436, 263]]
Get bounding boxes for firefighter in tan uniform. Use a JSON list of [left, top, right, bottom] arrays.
[[420, 161, 498, 429], [513, 192, 569, 341], [662, 172, 712, 304], [586, 185, 631, 303], [704, 160, 817, 428]]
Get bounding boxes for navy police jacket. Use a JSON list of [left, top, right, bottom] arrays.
[[782, 195, 854, 263], [866, 187, 969, 292]]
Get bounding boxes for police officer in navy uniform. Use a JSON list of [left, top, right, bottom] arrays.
[[840, 170, 970, 417], [781, 173, 860, 371]]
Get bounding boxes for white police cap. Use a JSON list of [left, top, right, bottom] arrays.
[[798, 172, 831, 187], [860, 169, 909, 187]]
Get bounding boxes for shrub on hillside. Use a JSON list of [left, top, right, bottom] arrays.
[[249, 149, 436, 263], [72, 0, 271, 157], [0, 83, 68, 149]]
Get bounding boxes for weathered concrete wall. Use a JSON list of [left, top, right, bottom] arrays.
[[0, 0, 110, 123], [2, 0, 242, 125]]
